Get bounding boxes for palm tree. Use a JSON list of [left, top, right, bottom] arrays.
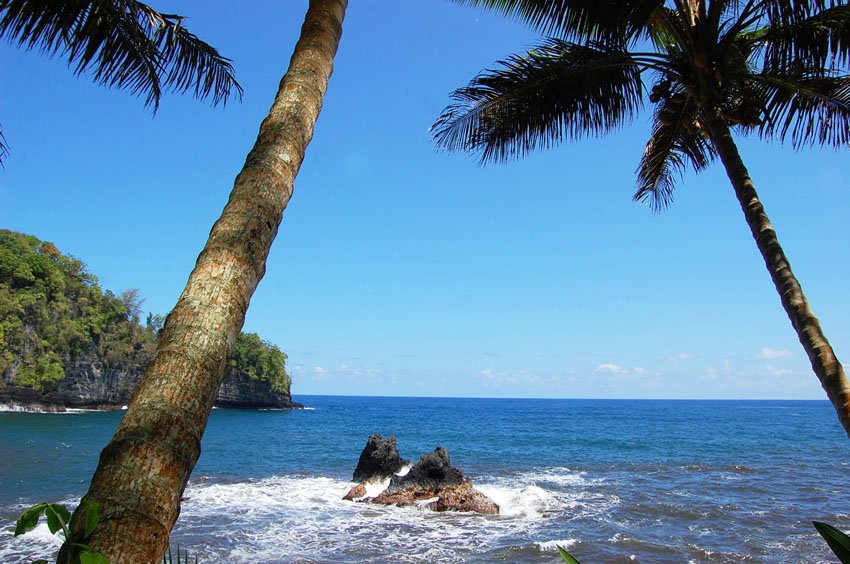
[[0, 0, 243, 163], [56, 0, 347, 561], [433, 0, 850, 437]]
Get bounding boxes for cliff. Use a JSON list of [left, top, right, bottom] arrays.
[[0, 229, 299, 412], [0, 357, 299, 412]]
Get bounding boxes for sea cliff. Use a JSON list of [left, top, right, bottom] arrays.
[[0, 350, 300, 413], [0, 229, 299, 412]]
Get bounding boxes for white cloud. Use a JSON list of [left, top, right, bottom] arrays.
[[293, 365, 331, 384], [594, 363, 628, 375], [757, 347, 793, 359], [668, 352, 695, 362]]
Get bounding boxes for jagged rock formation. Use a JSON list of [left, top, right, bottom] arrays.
[[344, 439, 499, 515], [352, 434, 409, 482]]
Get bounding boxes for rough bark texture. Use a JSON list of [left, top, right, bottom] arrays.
[[61, 1, 347, 561], [709, 118, 850, 439]]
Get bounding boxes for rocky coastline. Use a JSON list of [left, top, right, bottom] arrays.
[[0, 357, 301, 413]]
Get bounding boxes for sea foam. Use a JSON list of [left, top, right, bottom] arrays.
[[165, 471, 579, 562]]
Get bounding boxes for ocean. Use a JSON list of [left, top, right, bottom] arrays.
[[1, 396, 848, 563]]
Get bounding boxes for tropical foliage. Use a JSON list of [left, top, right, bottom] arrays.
[[232, 332, 290, 393], [435, 0, 850, 436], [814, 521, 850, 563], [14, 499, 106, 564], [0, 0, 243, 163], [0, 229, 290, 393], [0, 230, 153, 389]]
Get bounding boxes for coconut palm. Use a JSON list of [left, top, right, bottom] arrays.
[[56, 0, 347, 561], [0, 0, 243, 163], [433, 0, 850, 437]]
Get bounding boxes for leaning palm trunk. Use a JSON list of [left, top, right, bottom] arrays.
[[60, 1, 347, 560], [708, 117, 850, 438]]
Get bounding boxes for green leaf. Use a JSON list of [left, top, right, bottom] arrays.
[[45, 504, 70, 535], [83, 499, 100, 538], [79, 550, 110, 564], [14, 502, 47, 536], [814, 521, 850, 564], [557, 544, 582, 564], [32, 560, 48, 564]]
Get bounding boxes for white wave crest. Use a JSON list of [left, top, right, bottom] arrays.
[[168, 473, 575, 562], [536, 538, 578, 552], [0, 521, 62, 563], [477, 485, 560, 518]]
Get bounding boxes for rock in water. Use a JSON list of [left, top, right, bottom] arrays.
[[384, 447, 462, 493], [352, 434, 409, 482], [346, 442, 499, 515], [424, 481, 500, 515], [341, 483, 367, 501]]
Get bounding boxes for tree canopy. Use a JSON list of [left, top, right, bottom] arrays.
[[435, 0, 850, 209], [0, 229, 289, 393]]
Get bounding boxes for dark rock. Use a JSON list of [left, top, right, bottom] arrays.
[[215, 369, 303, 409], [352, 434, 409, 482], [0, 386, 67, 412], [0, 351, 302, 412], [345, 441, 499, 515], [384, 447, 462, 494]]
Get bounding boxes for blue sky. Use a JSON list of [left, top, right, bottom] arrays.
[[1, 0, 848, 400]]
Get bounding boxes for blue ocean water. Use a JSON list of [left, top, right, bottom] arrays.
[[1, 396, 849, 562]]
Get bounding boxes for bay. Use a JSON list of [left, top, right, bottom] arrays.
[[1, 396, 848, 562]]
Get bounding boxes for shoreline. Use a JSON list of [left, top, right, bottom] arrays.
[[0, 385, 304, 414]]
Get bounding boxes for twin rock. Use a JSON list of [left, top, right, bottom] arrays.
[[343, 434, 499, 515]]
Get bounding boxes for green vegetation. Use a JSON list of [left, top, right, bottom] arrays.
[[15, 498, 106, 564], [0, 229, 290, 394], [16, 497, 200, 564], [814, 521, 850, 563], [557, 545, 581, 563], [232, 332, 290, 393], [0, 230, 153, 389]]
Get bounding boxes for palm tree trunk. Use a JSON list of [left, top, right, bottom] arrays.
[[708, 117, 850, 439], [59, 1, 347, 561]]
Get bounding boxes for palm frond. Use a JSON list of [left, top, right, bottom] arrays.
[[760, 4, 850, 69], [762, 0, 834, 26], [749, 71, 850, 147], [448, 0, 663, 42], [635, 95, 716, 211], [0, 0, 242, 110], [432, 39, 644, 163], [0, 126, 8, 167]]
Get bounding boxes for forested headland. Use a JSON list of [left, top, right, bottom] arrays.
[[0, 229, 292, 407]]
